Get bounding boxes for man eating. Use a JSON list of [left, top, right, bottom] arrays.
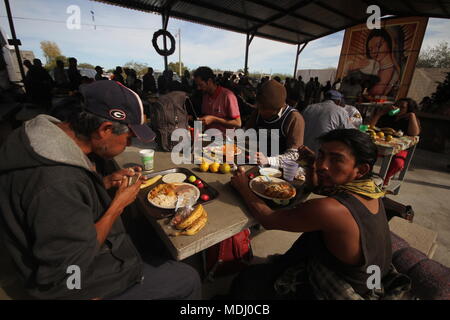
[[230, 129, 409, 299], [0, 80, 201, 300]]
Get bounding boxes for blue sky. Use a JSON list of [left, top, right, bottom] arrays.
[[1, 0, 449, 74]]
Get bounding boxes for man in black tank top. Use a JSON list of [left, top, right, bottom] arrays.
[[245, 80, 305, 168], [230, 129, 397, 299]]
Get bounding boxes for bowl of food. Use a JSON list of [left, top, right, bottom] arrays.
[[259, 167, 282, 178], [249, 176, 296, 200]]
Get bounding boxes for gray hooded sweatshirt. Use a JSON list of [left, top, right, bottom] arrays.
[[0, 115, 143, 299]]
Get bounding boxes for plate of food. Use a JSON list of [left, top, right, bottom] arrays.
[[249, 176, 296, 200], [162, 173, 187, 183], [259, 167, 282, 178], [147, 183, 200, 209], [204, 144, 242, 156]]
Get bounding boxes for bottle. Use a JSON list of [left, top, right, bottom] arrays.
[[388, 107, 400, 116], [359, 124, 369, 132]]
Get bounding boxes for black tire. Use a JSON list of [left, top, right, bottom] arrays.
[[152, 29, 176, 56]]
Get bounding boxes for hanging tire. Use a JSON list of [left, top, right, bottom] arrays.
[[152, 29, 176, 56]]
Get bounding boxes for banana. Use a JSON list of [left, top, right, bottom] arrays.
[[140, 174, 162, 189], [175, 204, 204, 230], [178, 211, 208, 236]]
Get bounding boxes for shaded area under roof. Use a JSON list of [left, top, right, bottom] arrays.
[[93, 0, 450, 45]]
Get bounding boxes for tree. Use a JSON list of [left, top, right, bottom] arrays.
[[44, 55, 68, 71], [417, 41, 450, 68], [168, 61, 188, 76], [78, 63, 95, 69], [123, 60, 149, 77], [40, 41, 62, 65]]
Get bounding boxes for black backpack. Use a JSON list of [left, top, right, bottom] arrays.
[[149, 91, 190, 151]]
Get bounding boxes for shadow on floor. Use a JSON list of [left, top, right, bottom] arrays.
[[404, 179, 450, 190]]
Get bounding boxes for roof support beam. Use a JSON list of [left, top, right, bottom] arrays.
[[400, 0, 421, 15], [178, 0, 314, 38], [245, 0, 336, 32], [293, 42, 308, 78], [4, 0, 25, 82], [250, 0, 316, 33], [314, 1, 360, 24], [436, 0, 450, 17], [160, 1, 178, 70], [244, 31, 256, 75]]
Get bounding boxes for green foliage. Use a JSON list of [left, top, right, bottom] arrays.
[[168, 61, 188, 76], [271, 73, 291, 81], [78, 63, 95, 69], [44, 55, 68, 71], [123, 60, 149, 77], [431, 72, 450, 106], [417, 41, 450, 68], [40, 41, 62, 65]]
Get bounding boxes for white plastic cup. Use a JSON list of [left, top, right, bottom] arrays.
[[282, 160, 299, 182], [139, 149, 155, 171]]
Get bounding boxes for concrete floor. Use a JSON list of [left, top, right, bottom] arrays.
[[1, 148, 449, 300]]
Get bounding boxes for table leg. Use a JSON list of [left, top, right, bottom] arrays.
[[379, 154, 394, 181], [393, 145, 417, 195]]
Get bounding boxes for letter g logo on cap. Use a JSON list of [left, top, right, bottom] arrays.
[[110, 109, 126, 120]]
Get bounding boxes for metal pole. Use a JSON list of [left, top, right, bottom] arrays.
[[244, 32, 255, 76], [293, 42, 308, 78], [162, 13, 169, 71], [293, 43, 300, 78], [4, 0, 25, 81], [178, 28, 181, 76]]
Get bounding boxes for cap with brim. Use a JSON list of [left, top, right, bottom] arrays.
[[129, 124, 155, 143], [80, 80, 155, 142], [326, 90, 343, 100]]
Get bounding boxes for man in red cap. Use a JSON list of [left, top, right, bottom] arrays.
[[0, 81, 201, 300]]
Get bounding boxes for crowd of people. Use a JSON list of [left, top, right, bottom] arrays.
[[0, 57, 423, 300]]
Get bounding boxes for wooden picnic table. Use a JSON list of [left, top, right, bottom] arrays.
[[114, 142, 309, 261]]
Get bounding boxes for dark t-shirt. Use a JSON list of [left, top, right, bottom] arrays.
[[377, 115, 410, 133]]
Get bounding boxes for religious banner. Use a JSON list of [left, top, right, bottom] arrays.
[[336, 16, 428, 101]]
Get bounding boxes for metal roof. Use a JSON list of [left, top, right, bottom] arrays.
[[93, 0, 450, 45]]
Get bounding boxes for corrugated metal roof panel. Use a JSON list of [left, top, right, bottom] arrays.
[[93, 0, 450, 45]]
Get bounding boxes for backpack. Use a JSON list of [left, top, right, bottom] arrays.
[[149, 91, 189, 151], [205, 229, 253, 281]]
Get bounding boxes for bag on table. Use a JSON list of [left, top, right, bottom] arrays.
[[205, 228, 253, 280], [382, 197, 414, 222], [149, 91, 189, 151]]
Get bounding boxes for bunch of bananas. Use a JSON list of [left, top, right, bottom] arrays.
[[172, 204, 208, 236]]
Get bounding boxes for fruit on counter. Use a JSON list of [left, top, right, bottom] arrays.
[[248, 173, 255, 179], [188, 175, 197, 183], [199, 162, 210, 172], [194, 179, 202, 185], [174, 210, 208, 236], [200, 194, 210, 201], [386, 135, 393, 142], [219, 163, 231, 174], [197, 182, 204, 189], [139, 174, 162, 189], [175, 204, 206, 230], [209, 162, 220, 173], [377, 132, 385, 139]]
